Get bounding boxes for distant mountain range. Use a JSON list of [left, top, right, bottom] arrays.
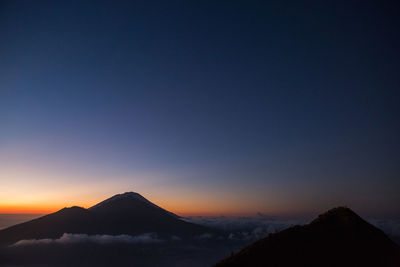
[[215, 207, 400, 267], [0, 192, 208, 246], [1, 194, 399, 266]]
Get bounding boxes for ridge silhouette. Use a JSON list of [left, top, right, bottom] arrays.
[[216, 207, 400, 267], [0, 192, 208, 246]]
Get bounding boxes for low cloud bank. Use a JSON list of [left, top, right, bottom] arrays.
[[183, 215, 305, 232], [184, 215, 400, 241], [369, 219, 400, 237], [184, 215, 306, 241], [195, 233, 213, 239], [13, 233, 164, 246]]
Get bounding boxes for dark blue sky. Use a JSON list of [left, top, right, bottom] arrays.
[[1, 0, 399, 216]]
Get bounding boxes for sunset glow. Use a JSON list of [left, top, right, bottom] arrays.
[[1, 0, 399, 219], [1, 1, 399, 266]]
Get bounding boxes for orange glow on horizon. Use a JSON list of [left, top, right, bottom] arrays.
[[0, 161, 288, 216], [0, 201, 279, 217], [0, 202, 71, 214]]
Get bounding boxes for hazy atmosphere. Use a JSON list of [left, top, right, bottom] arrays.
[[1, 0, 399, 217], [1, 1, 399, 266]]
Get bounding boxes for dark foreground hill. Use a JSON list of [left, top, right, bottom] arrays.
[[216, 207, 400, 267], [0, 192, 208, 246]]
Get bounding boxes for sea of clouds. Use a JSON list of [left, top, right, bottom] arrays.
[[9, 215, 400, 247], [368, 218, 400, 237], [12, 232, 164, 246], [185, 215, 400, 241], [184, 214, 308, 241]]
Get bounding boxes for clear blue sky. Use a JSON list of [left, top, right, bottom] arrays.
[[0, 0, 399, 216]]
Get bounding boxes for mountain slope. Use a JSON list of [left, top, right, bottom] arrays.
[[216, 207, 400, 267], [0, 192, 209, 246], [89, 192, 180, 218]]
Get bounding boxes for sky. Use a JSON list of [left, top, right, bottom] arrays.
[[0, 0, 399, 217]]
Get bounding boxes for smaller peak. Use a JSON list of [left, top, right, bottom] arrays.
[[62, 206, 86, 210], [311, 206, 363, 226], [58, 206, 87, 213], [322, 206, 358, 217]]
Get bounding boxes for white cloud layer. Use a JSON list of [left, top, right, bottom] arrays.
[[184, 215, 305, 241], [12, 233, 164, 246]]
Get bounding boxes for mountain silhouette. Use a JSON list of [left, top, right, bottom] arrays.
[[216, 207, 400, 267], [0, 192, 209, 246], [89, 192, 180, 218]]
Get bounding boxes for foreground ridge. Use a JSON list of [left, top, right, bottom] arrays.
[[216, 207, 400, 267]]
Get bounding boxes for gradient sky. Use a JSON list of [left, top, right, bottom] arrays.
[[1, 0, 399, 217]]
